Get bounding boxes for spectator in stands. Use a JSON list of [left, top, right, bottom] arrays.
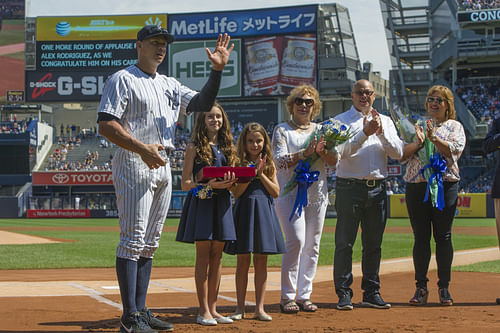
[[481, 114, 500, 305]]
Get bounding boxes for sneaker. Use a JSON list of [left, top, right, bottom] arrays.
[[140, 308, 174, 331], [337, 290, 353, 310], [361, 292, 391, 309], [120, 312, 157, 333]]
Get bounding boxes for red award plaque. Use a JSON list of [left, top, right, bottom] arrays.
[[201, 166, 256, 183]]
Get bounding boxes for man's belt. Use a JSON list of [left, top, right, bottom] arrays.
[[337, 177, 385, 188]]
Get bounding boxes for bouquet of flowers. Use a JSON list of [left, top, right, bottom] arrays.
[[282, 117, 355, 197], [284, 118, 355, 221], [389, 104, 446, 210]]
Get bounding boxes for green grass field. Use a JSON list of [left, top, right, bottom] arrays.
[[0, 217, 498, 271], [0, 19, 24, 46]]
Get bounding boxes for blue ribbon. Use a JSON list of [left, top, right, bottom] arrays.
[[189, 185, 203, 197], [289, 160, 320, 221], [189, 184, 213, 199], [420, 153, 447, 210]]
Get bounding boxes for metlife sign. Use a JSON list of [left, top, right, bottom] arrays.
[[168, 5, 317, 40], [169, 40, 241, 97]]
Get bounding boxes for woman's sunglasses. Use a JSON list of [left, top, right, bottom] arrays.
[[294, 97, 315, 107], [427, 97, 445, 104]]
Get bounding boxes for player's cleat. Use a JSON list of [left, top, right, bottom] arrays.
[[120, 311, 157, 333], [140, 308, 174, 331]]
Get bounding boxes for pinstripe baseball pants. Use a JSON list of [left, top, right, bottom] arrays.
[[113, 153, 172, 260]]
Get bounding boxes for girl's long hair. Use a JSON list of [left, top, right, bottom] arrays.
[[191, 102, 238, 166], [236, 122, 275, 178]]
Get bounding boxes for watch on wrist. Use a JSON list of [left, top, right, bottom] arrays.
[[431, 134, 437, 142]]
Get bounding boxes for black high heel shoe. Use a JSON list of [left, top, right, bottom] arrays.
[[409, 287, 428, 306], [438, 288, 453, 306]]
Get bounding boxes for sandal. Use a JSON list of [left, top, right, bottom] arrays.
[[409, 287, 428, 306], [280, 300, 300, 314], [297, 300, 318, 312]]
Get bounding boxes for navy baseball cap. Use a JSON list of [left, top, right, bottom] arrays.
[[137, 25, 174, 43]]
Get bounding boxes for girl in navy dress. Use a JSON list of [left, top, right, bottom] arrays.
[[225, 122, 285, 321], [176, 103, 238, 326]]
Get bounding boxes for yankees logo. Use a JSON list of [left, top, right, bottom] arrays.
[[164, 89, 179, 108]]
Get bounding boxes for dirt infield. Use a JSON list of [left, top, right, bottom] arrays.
[[0, 248, 499, 332], [1, 226, 499, 332]]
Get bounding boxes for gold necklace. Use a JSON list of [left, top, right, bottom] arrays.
[[290, 118, 311, 130]]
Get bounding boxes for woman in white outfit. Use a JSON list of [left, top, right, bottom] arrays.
[[272, 84, 338, 313]]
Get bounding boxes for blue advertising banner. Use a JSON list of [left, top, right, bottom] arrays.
[[168, 5, 317, 40]]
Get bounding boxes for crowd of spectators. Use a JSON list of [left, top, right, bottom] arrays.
[[40, 118, 500, 194], [0, 1, 24, 19], [45, 136, 112, 171], [0, 118, 33, 134], [459, 0, 500, 10], [462, 172, 494, 193], [456, 80, 500, 122]]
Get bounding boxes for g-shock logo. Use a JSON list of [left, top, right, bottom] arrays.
[[52, 173, 69, 184], [30, 73, 57, 99]]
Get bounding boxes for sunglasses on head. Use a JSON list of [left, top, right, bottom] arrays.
[[354, 89, 374, 97], [294, 97, 315, 107], [427, 97, 445, 104]]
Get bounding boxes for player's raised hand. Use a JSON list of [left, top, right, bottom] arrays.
[[206, 33, 234, 71]]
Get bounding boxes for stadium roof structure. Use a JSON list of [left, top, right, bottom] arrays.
[[380, 0, 500, 138]]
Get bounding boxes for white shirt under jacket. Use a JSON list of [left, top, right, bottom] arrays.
[[334, 106, 404, 180]]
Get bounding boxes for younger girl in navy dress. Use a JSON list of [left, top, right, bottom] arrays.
[[225, 122, 285, 321], [176, 103, 238, 326]]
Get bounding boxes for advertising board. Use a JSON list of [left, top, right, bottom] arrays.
[[458, 9, 500, 23], [26, 71, 114, 102], [168, 5, 317, 40], [389, 193, 487, 218], [243, 34, 317, 96], [32, 171, 113, 186], [169, 39, 241, 97], [36, 15, 167, 41]]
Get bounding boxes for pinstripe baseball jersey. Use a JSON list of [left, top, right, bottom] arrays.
[[98, 64, 196, 152]]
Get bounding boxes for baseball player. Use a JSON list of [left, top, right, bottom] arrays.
[[97, 25, 234, 333]]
